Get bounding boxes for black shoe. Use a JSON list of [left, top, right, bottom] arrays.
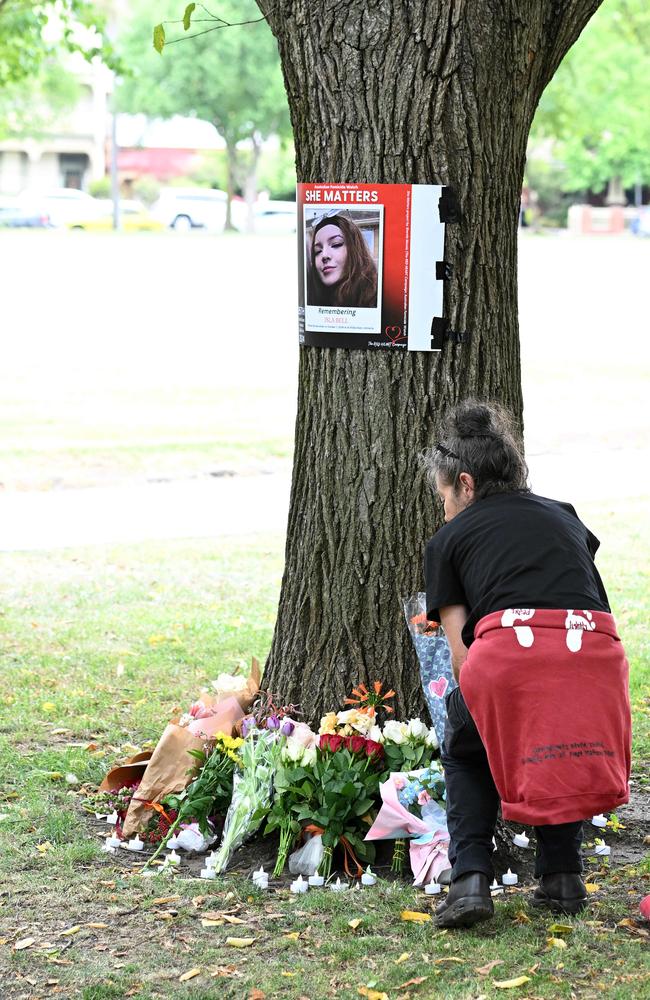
[[531, 873, 588, 915], [434, 872, 494, 929]]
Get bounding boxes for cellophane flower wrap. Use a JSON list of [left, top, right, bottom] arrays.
[[210, 726, 284, 873], [404, 593, 455, 747], [264, 729, 319, 876]]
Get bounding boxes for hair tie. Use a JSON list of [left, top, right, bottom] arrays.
[[435, 442, 461, 461]]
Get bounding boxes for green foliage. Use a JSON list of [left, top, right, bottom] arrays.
[[88, 176, 111, 198], [257, 142, 297, 200], [531, 0, 650, 190], [132, 174, 160, 205]]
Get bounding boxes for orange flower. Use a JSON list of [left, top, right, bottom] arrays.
[[344, 680, 395, 713]]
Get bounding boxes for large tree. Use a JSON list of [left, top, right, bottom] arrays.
[[256, 0, 604, 724]]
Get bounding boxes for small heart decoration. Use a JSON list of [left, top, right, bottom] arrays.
[[385, 325, 405, 345], [429, 676, 448, 699]]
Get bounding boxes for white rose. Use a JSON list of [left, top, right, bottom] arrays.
[[407, 718, 428, 741], [383, 720, 407, 745], [211, 672, 248, 694], [282, 736, 304, 763], [301, 745, 317, 767], [368, 725, 384, 743], [425, 727, 440, 749]]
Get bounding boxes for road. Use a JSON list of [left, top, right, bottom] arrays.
[[0, 229, 648, 550]]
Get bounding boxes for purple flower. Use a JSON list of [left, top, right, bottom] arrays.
[[265, 715, 280, 731], [242, 717, 255, 738], [280, 719, 295, 737]]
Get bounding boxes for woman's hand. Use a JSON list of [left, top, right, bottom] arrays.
[[439, 604, 470, 681]]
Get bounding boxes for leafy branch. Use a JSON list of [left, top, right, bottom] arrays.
[[153, 2, 274, 54]]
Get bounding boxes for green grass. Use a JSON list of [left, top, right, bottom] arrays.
[[0, 501, 648, 999]]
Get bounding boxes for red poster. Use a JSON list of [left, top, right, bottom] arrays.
[[297, 182, 446, 351]]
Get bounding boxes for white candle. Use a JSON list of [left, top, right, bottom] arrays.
[[205, 851, 218, 869], [199, 866, 217, 880], [502, 868, 518, 886], [594, 841, 611, 857], [252, 866, 267, 884], [308, 870, 325, 887], [513, 831, 530, 848], [254, 876, 269, 890], [290, 875, 308, 894], [166, 850, 181, 866], [95, 812, 107, 821], [106, 811, 119, 826], [126, 836, 144, 852], [329, 877, 348, 892], [361, 866, 377, 886], [591, 814, 608, 828], [490, 879, 504, 895], [424, 878, 441, 895], [102, 838, 117, 853], [105, 832, 121, 848]]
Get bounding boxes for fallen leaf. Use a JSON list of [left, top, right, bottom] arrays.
[[225, 937, 256, 948], [281, 972, 297, 977], [434, 957, 464, 965], [153, 895, 180, 905], [223, 914, 246, 925], [400, 910, 432, 923], [476, 960, 505, 975], [513, 909, 531, 924], [358, 988, 388, 1000], [494, 976, 531, 989], [348, 918, 362, 930], [14, 937, 35, 950], [210, 965, 243, 978], [86, 923, 108, 929], [395, 953, 411, 965], [585, 883, 600, 894], [191, 895, 206, 908], [283, 931, 301, 940], [36, 842, 53, 854], [201, 919, 224, 928], [249, 990, 266, 999], [547, 937, 568, 950], [528, 963, 541, 974], [397, 978, 427, 989], [178, 968, 201, 982], [60, 926, 81, 936]]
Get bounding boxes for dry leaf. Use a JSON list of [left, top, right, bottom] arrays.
[[178, 968, 201, 982], [476, 960, 504, 975], [585, 883, 600, 893], [434, 957, 464, 965], [223, 914, 246, 925], [14, 937, 35, 951], [36, 842, 53, 854], [494, 976, 531, 989], [201, 918, 224, 928], [281, 971, 297, 977], [249, 990, 266, 999], [548, 923, 573, 935], [348, 918, 362, 930], [395, 953, 411, 965], [400, 910, 432, 923], [283, 931, 301, 940], [86, 923, 108, 929], [547, 937, 568, 950], [60, 926, 81, 936], [358, 988, 389, 1000], [513, 910, 531, 924], [153, 895, 180, 905], [210, 965, 243, 978], [225, 937, 256, 948], [397, 978, 427, 989]]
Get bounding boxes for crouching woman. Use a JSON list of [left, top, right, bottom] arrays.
[[423, 400, 631, 929]]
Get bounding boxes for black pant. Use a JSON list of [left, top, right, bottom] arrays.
[[442, 687, 583, 881]]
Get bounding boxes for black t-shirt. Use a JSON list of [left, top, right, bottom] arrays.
[[424, 491, 610, 648]]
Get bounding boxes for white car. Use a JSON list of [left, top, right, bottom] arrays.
[[18, 188, 100, 227], [151, 187, 229, 232], [251, 200, 297, 235]]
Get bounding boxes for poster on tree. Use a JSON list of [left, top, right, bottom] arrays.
[[297, 182, 446, 351]]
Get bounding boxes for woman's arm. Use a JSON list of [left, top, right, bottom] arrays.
[[440, 604, 470, 682]]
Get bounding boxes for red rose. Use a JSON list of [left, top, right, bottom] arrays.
[[320, 733, 343, 752], [365, 739, 384, 761], [345, 735, 366, 754]]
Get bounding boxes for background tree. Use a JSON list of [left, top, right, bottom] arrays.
[[253, 0, 605, 724], [118, 0, 290, 227], [529, 0, 650, 199]]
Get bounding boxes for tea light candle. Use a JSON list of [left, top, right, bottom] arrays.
[[591, 814, 608, 828], [594, 841, 611, 857], [126, 835, 144, 852], [424, 878, 441, 895], [290, 875, 308, 894], [329, 877, 348, 893], [513, 831, 530, 849], [308, 870, 325, 888], [490, 879, 504, 895], [205, 851, 218, 869], [254, 876, 269, 891], [105, 832, 121, 849], [166, 850, 181, 866], [106, 811, 119, 826], [102, 838, 117, 853], [252, 866, 267, 884], [199, 866, 217, 880], [361, 866, 377, 886], [502, 869, 518, 886]]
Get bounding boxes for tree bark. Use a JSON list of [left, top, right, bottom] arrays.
[[258, 0, 603, 724]]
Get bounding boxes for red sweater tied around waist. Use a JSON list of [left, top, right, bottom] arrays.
[[459, 608, 631, 826]]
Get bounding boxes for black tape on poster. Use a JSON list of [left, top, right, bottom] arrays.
[[435, 261, 453, 281], [438, 187, 461, 225], [430, 317, 469, 350]]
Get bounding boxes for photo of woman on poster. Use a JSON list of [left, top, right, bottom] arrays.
[[306, 210, 379, 309]]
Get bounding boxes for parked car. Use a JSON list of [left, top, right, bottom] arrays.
[[17, 188, 100, 227], [0, 197, 52, 228], [67, 200, 165, 232], [151, 187, 229, 231], [251, 199, 297, 235]]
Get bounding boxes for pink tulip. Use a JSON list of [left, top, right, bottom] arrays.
[[417, 790, 431, 806], [189, 700, 214, 720]]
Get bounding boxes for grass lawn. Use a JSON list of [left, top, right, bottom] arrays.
[[0, 498, 648, 999]]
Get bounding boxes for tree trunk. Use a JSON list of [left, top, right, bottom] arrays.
[[259, 0, 603, 725], [224, 139, 238, 231], [244, 133, 262, 233]]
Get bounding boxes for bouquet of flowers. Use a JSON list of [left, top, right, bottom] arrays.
[[365, 763, 450, 885], [264, 728, 319, 876], [380, 718, 439, 773], [404, 593, 455, 747]]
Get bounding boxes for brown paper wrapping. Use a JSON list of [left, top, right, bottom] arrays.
[[120, 660, 260, 838]]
